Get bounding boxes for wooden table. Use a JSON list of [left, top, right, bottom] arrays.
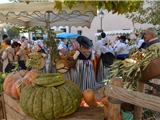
[[3, 93, 104, 120]]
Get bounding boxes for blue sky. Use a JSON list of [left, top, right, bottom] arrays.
[[0, 0, 11, 4]]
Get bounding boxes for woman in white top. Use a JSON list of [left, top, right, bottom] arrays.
[[114, 36, 130, 60]]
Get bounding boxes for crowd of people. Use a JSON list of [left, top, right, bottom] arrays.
[[57, 27, 160, 90], [0, 27, 159, 91], [0, 34, 47, 73]]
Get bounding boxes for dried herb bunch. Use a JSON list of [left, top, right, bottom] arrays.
[[109, 45, 160, 88]]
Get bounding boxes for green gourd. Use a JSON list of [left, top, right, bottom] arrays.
[[20, 73, 82, 120]]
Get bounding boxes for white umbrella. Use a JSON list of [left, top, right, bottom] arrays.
[[0, 2, 96, 27]]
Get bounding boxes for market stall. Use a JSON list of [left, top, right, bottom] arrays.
[[0, 2, 106, 120], [0, 2, 96, 28]]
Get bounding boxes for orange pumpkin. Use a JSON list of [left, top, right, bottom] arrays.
[[104, 78, 122, 120], [101, 97, 109, 119], [3, 70, 27, 99], [82, 89, 97, 107], [108, 104, 122, 120], [3, 70, 39, 99]]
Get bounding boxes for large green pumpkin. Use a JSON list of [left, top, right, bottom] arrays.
[[20, 73, 82, 120]]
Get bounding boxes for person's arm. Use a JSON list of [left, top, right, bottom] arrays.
[[16, 48, 22, 56], [41, 53, 47, 58], [115, 44, 123, 53], [1, 50, 7, 60], [91, 50, 95, 60], [101, 46, 108, 54], [137, 40, 144, 48], [94, 42, 101, 57], [73, 50, 80, 60], [67, 50, 80, 61]]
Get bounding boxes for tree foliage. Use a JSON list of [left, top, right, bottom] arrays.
[[54, 1, 143, 14], [9, 0, 143, 14], [7, 26, 20, 39], [126, 1, 160, 25]]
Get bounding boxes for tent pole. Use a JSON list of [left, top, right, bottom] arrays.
[[45, 11, 57, 73], [68, 26, 71, 33], [46, 11, 52, 73], [46, 11, 51, 40]]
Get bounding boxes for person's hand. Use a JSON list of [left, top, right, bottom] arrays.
[[67, 56, 74, 61], [42, 53, 47, 58]]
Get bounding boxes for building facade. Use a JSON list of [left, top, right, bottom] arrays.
[[70, 10, 153, 41]]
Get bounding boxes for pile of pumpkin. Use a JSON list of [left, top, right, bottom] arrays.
[[3, 70, 82, 120], [3, 70, 123, 120], [82, 89, 122, 120]]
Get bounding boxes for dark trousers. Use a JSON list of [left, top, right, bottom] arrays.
[[5, 63, 15, 73], [116, 54, 129, 60], [18, 60, 27, 70]]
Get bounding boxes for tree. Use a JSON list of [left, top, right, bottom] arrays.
[[126, 1, 160, 25], [54, 1, 143, 14], [7, 26, 20, 39], [10, 0, 143, 14]]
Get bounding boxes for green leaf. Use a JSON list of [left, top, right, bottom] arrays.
[[54, 1, 63, 11], [54, 1, 142, 14]]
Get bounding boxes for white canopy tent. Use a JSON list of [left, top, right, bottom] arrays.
[[0, 2, 96, 28], [93, 29, 134, 45], [95, 29, 134, 36], [0, 1, 97, 72]]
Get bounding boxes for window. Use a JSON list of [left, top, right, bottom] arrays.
[[97, 29, 103, 33], [77, 30, 82, 35], [60, 28, 66, 32]]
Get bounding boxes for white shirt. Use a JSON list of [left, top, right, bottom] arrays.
[[136, 39, 144, 48], [94, 37, 108, 55], [58, 41, 67, 50], [113, 40, 120, 49], [101, 45, 115, 55], [115, 42, 129, 55], [34, 39, 44, 48]]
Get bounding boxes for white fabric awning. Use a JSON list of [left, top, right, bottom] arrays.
[[0, 2, 97, 15], [0, 2, 96, 27]]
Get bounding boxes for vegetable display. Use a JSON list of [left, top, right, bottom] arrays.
[[26, 52, 45, 70], [3, 70, 28, 99], [109, 45, 160, 88], [20, 73, 82, 120]]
